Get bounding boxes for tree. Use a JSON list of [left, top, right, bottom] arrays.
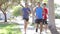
[[0, 0, 9, 22], [12, 0, 23, 6], [48, 0, 59, 34], [0, 0, 24, 22]]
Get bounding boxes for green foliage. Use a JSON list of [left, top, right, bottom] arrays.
[[12, 6, 22, 17], [44, 0, 48, 2], [35, 0, 48, 2], [0, 0, 12, 12], [55, 13, 60, 19], [0, 0, 8, 4], [35, 0, 41, 2], [12, 0, 21, 4]]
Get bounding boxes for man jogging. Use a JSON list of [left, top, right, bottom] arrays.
[[22, 3, 31, 34], [34, 2, 43, 34], [43, 3, 48, 33]]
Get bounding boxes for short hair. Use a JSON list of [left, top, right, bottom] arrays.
[[43, 3, 46, 6], [25, 3, 28, 5], [37, 2, 40, 4]]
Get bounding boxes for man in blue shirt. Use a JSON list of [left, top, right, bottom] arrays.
[[34, 2, 43, 34], [22, 3, 31, 34]]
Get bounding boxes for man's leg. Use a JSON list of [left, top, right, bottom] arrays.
[[24, 20, 28, 34], [44, 20, 48, 32], [35, 23, 38, 32], [45, 24, 48, 31], [35, 19, 39, 32], [40, 22, 43, 34]]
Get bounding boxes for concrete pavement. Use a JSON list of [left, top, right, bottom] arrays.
[[0, 17, 60, 34]]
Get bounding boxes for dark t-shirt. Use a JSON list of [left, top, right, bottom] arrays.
[[22, 7, 30, 18]]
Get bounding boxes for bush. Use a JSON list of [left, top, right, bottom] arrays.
[[12, 6, 22, 17], [55, 13, 60, 19]]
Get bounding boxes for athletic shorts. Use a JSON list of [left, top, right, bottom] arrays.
[[35, 19, 43, 24], [43, 19, 48, 24], [23, 18, 29, 21]]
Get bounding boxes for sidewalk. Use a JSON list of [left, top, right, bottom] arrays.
[[13, 19, 51, 34], [14, 18, 60, 34], [0, 18, 60, 34]]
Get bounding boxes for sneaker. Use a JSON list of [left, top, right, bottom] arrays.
[[36, 28, 38, 32]]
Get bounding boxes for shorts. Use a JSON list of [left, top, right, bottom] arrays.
[[23, 18, 29, 21], [35, 19, 43, 24], [43, 19, 48, 24]]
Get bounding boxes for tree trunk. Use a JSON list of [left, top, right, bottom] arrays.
[[30, 0, 36, 23], [4, 12, 7, 22], [48, 0, 59, 34], [0, 8, 7, 22], [0, 3, 8, 22]]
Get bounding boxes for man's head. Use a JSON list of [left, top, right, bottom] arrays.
[[37, 2, 40, 7], [25, 3, 28, 8], [43, 3, 46, 7]]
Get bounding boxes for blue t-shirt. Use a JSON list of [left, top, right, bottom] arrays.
[[36, 7, 43, 19], [22, 7, 30, 18]]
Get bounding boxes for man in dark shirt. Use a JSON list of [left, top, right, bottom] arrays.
[[22, 3, 31, 34]]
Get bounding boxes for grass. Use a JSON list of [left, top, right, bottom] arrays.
[[0, 23, 21, 34]]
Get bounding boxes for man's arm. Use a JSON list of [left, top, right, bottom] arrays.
[[27, 8, 31, 14], [46, 8, 48, 14], [45, 8, 48, 16], [42, 8, 44, 14], [33, 7, 36, 16]]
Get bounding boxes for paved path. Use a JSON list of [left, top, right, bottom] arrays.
[[0, 17, 60, 34], [14, 18, 60, 34], [18, 23, 51, 34], [14, 19, 51, 34]]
